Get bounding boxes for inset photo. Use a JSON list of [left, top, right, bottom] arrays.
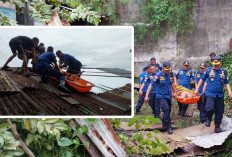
[[0, 26, 133, 116]]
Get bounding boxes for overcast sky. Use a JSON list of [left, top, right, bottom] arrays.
[[0, 27, 132, 70]]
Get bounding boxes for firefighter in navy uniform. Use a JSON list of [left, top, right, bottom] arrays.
[[145, 62, 176, 134], [143, 57, 162, 72], [175, 61, 195, 117], [195, 63, 207, 123], [195, 56, 232, 133], [139, 65, 157, 117], [36, 46, 70, 93], [136, 66, 150, 114]]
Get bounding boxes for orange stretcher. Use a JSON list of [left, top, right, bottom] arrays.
[[176, 96, 200, 104], [174, 85, 200, 104], [50, 71, 95, 92]]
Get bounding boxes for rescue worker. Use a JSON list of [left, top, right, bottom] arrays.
[[175, 61, 195, 117], [139, 65, 157, 117], [136, 66, 150, 114], [143, 57, 162, 72], [195, 63, 207, 123], [145, 62, 175, 134], [195, 56, 232, 133], [36, 46, 69, 92], [56, 50, 82, 75], [2, 36, 39, 75], [206, 52, 216, 67]]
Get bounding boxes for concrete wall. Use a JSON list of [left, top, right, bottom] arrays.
[[121, 0, 232, 76]]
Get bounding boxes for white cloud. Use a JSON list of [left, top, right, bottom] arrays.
[[0, 27, 132, 70]]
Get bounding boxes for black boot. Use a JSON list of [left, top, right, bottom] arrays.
[[181, 110, 188, 117], [215, 124, 223, 133], [136, 109, 141, 115], [58, 80, 71, 93], [205, 118, 211, 127], [162, 123, 168, 131], [167, 124, 173, 134]]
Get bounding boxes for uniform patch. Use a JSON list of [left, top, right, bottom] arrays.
[[150, 76, 153, 79], [180, 71, 183, 74], [197, 74, 200, 78], [160, 76, 165, 80], [154, 76, 158, 81], [140, 77, 143, 81], [211, 78, 214, 81], [209, 70, 215, 75]]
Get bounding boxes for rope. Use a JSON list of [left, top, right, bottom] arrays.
[[68, 69, 131, 75]]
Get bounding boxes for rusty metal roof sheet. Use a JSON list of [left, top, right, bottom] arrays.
[[0, 70, 20, 92], [0, 68, 131, 116], [0, 92, 39, 115], [76, 118, 127, 157], [5, 71, 40, 89], [187, 116, 232, 148]]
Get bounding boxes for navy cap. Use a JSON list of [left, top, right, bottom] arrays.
[[150, 57, 156, 60], [199, 62, 207, 68], [183, 61, 190, 65], [212, 56, 221, 60], [163, 62, 171, 70], [212, 56, 221, 65]]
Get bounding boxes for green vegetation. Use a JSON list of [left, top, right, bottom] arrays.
[[135, 0, 196, 41], [0, 119, 92, 157], [221, 52, 232, 111], [0, 0, 129, 26], [118, 116, 169, 156], [0, 123, 24, 156]]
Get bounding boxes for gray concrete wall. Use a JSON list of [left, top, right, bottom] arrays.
[[121, 0, 232, 76]]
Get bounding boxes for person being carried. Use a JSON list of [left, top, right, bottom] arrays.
[[56, 50, 82, 75], [175, 61, 195, 117], [2, 36, 39, 75]]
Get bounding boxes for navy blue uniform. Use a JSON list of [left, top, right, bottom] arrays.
[[195, 70, 207, 122], [136, 72, 148, 111], [175, 68, 195, 112], [201, 67, 229, 124], [151, 71, 174, 124], [36, 52, 65, 81], [143, 73, 157, 114], [62, 53, 82, 74]]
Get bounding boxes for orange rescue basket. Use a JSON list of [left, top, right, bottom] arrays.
[[176, 96, 200, 104], [50, 71, 95, 92], [174, 85, 200, 104], [63, 71, 95, 92]]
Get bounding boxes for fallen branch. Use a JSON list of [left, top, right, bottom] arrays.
[[6, 119, 35, 157]]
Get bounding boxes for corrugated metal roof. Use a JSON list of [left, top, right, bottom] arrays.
[[0, 68, 131, 116], [187, 116, 232, 148], [5, 71, 40, 89], [76, 118, 127, 157], [0, 70, 20, 92]]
